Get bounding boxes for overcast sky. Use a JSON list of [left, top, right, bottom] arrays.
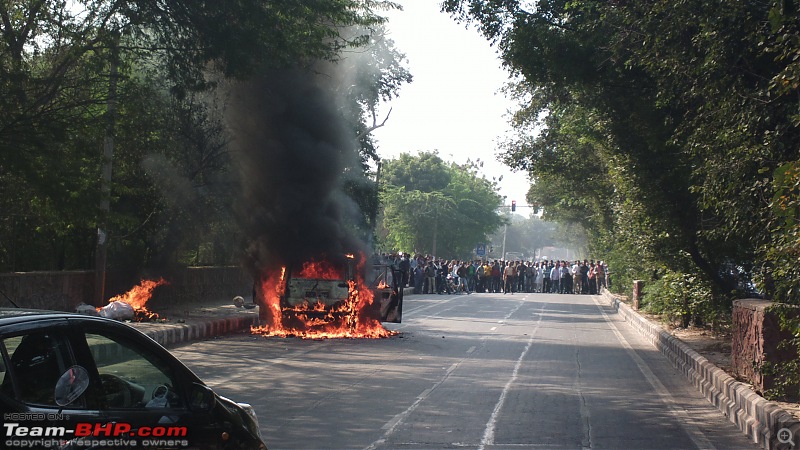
[[371, 0, 532, 208]]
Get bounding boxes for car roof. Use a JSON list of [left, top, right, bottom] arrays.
[[0, 308, 110, 328]]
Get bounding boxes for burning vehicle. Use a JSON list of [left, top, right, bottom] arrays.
[[228, 72, 405, 340], [251, 254, 402, 339]]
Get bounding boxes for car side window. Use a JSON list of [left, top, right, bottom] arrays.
[[0, 331, 76, 406], [85, 332, 184, 410], [0, 346, 8, 389]]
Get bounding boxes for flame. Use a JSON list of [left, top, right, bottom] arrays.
[[296, 260, 341, 280], [102, 278, 168, 321], [251, 254, 396, 339]]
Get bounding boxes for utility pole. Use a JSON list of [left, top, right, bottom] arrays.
[[501, 223, 507, 261], [369, 160, 382, 248], [94, 41, 119, 306], [431, 209, 438, 257], [500, 197, 508, 260]]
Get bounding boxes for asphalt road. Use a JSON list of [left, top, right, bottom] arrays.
[[171, 292, 758, 450]]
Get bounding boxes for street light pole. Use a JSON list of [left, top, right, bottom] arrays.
[[369, 160, 382, 248], [501, 223, 507, 261]]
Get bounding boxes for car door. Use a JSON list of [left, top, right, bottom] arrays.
[[76, 324, 222, 449], [371, 264, 403, 323]]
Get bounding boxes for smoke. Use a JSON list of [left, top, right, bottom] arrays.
[[227, 69, 369, 276]]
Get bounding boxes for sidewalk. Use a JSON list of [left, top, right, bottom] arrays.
[[599, 289, 799, 450], [128, 300, 259, 347]]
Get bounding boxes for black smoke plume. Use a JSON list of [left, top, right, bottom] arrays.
[[228, 69, 369, 277]]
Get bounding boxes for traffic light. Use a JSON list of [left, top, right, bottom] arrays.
[[511, 200, 516, 212]]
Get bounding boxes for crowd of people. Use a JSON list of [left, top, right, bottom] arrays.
[[376, 253, 610, 296]]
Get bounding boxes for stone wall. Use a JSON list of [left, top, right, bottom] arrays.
[[0, 271, 95, 310], [0, 267, 254, 312], [148, 267, 253, 309], [732, 299, 799, 399]]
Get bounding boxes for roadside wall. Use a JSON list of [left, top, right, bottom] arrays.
[[732, 299, 800, 399], [0, 267, 253, 311]]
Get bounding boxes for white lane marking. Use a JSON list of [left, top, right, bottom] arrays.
[[590, 296, 715, 450], [392, 295, 478, 330], [369, 358, 465, 447], [367, 298, 529, 450], [479, 302, 547, 450], [401, 297, 460, 318], [467, 346, 476, 354]]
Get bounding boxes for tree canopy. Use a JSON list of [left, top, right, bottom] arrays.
[[0, 0, 409, 272], [379, 152, 504, 259], [442, 0, 800, 310]]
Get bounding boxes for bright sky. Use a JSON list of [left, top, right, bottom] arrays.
[[372, 0, 532, 208]]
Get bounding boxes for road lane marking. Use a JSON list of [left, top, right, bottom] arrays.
[[401, 297, 460, 318], [394, 295, 479, 330], [479, 302, 548, 450], [467, 346, 476, 354], [367, 298, 530, 450], [368, 360, 463, 447], [368, 337, 486, 446], [569, 308, 593, 450], [590, 296, 715, 450]]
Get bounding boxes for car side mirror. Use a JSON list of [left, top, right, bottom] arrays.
[[55, 365, 90, 407], [188, 383, 216, 413]]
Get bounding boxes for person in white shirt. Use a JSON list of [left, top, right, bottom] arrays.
[[549, 263, 561, 293], [534, 265, 543, 293], [572, 261, 582, 295]]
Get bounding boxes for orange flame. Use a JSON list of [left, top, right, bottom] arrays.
[[296, 260, 341, 280], [103, 278, 168, 321], [251, 254, 396, 339]]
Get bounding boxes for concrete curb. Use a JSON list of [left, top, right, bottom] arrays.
[[131, 313, 259, 347], [600, 289, 799, 449]]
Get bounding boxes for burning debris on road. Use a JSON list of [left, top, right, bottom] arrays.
[[96, 278, 168, 322]]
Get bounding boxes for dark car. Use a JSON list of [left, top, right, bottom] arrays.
[[0, 308, 267, 449]]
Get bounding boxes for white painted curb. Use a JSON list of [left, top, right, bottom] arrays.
[[599, 289, 799, 449]]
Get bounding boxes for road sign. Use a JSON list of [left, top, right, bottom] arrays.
[[476, 244, 486, 256]]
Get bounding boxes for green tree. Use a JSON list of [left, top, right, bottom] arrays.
[[442, 0, 800, 310], [0, 0, 407, 272], [379, 152, 503, 258]]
